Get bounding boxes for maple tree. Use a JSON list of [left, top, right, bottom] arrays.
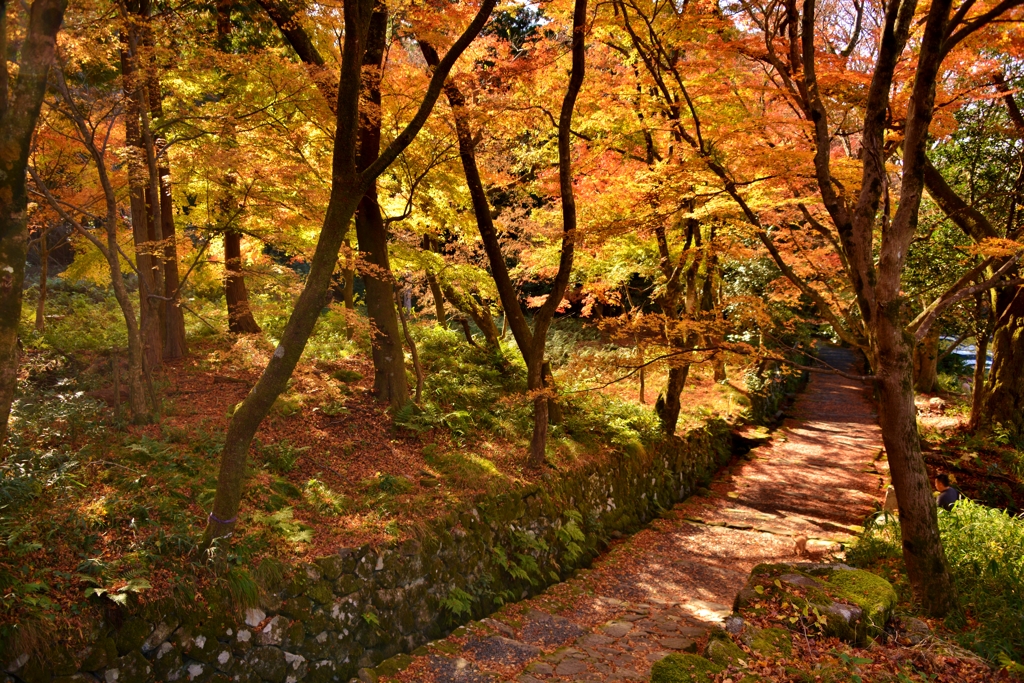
[[3, 0, 1024, 640], [202, 0, 498, 542]]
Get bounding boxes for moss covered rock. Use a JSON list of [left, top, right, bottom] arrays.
[[734, 563, 896, 646], [819, 566, 897, 633], [649, 654, 724, 683], [748, 627, 792, 657], [704, 633, 746, 667]]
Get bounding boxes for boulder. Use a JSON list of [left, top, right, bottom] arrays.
[[733, 563, 896, 645]]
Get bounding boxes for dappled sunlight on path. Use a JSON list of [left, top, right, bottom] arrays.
[[387, 347, 884, 683]]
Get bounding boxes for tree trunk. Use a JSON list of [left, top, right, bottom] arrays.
[[120, 33, 162, 370], [422, 235, 447, 326], [983, 287, 1024, 437], [418, 0, 585, 468], [637, 341, 646, 404], [442, 283, 501, 350], [527, 354, 549, 468], [875, 319, 957, 616], [427, 274, 446, 326], [542, 360, 562, 425], [215, 1, 261, 339], [354, 6, 408, 408], [713, 360, 726, 382], [658, 363, 690, 437], [225, 229, 261, 334], [396, 290, 423, 403], [35, 227, 47, 332], [356, 199, 408, 406], [913, 322, 940, 393], [110, 262, 151, 422], [158, 162, 187, 358], [0, 0, 68, 442]]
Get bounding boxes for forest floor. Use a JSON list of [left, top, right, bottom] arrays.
[[383, 347, 1008, 683]]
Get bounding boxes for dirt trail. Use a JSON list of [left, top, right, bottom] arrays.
[[386, 347, 886, 683]]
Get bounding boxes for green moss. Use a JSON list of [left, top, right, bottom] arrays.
[[650, 654, 725, 683], [374, 653, 413, 676], [749, 627, 792, 657], [822, 569, 897, 630], [430, 640, 460, 655], [331, 369, 364, 383], [704, 633, 746, 666]]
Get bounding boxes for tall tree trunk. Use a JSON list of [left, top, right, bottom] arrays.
[[203, 0, 497, 543], [527, 353, 548, 465], [225, 229, 261, 334], [215, 2, 261, 338], [984, 287, 1024, 437], [356, 199, 407, 405], [913, 322, 940, 393], [34, 227, 47, 332], [341, 236, 355, 310], [0, 0, 68, 442], [542, 360, 562, 425], [422, 235, 447, 326], [874, 318, 956, 615], [354, 6, 408, 408], [637, 340, 646, 404], [158, 161, 187, 358], [143, 47, 187, 359], [120, 24, 162, 370], [418, 0, 585, 467], [32, 71, 150, 422]]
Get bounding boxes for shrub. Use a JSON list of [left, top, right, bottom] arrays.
[[850, 501, 1024, 666]]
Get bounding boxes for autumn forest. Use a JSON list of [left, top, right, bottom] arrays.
[[2, 0, 1024, 680]]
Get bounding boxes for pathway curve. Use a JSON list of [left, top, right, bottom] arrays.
[[385, 347, 885, 683]]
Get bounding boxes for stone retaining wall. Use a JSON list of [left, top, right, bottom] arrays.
[[3, 368, 803, 683]]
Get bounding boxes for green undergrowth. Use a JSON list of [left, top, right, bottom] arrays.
[[849, 501, 1024, 669], [400, 326, 661, 465], [1, 289, 674, 660]]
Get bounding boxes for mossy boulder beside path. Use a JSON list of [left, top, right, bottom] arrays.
[[733, 562, 897, 645]]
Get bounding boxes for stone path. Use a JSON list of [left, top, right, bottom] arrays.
[[384, 347, 885, 683]]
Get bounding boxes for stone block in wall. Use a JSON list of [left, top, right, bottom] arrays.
[[247, 647, 286, 683], [103, 651, 152, 683], [149, 641, 182, 680], [79, 638, 117, 672]]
